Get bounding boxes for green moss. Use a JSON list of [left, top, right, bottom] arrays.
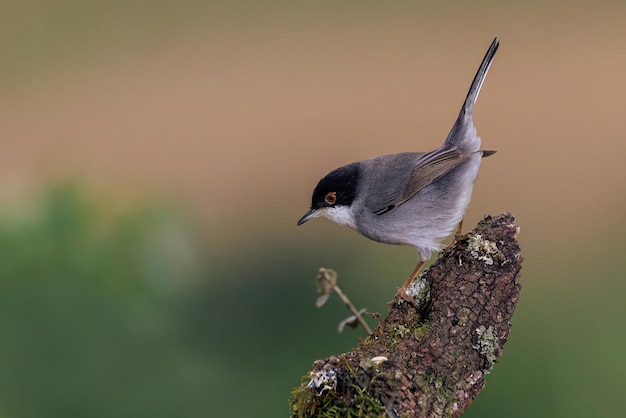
[[289, 375, 388, 418], [385, 323, 411, 351], [413, 323, 431, 339], [393, 324, 412, 339], [289, 353, 396, 418], [421, 370, 456, 417], [358, 333, 382, 350]]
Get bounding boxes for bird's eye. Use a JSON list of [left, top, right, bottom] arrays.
[[324, 192, 337, 205]]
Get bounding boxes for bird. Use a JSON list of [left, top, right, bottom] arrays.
[[297, 37, 499, 300]]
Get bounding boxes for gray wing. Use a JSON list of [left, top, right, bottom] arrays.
[[373, 144, 468, 215]]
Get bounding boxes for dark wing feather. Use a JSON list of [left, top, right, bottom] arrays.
[[373, 144, 468, 215]]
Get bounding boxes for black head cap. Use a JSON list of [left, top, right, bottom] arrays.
[[311, 163, 360, 210], [297, 162, 361, 226]]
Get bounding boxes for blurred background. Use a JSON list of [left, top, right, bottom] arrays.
[[1, 1, 625, 417]]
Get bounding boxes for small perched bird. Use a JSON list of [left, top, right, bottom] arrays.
[[298, 37, 499, 299]]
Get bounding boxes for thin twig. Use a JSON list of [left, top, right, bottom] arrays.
[[317, 268, 373, 335], [332, 283, 373, 335]]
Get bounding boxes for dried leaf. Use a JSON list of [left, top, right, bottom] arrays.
[[337, 309, 367, 333]]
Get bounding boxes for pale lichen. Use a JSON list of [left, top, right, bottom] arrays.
[[472, 325, 499, 373], [467, 234, 500, 265], [307, 369, 338, 394], [405, 272, 430, 309]]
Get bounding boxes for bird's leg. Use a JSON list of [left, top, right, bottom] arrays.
[[397, 260, 425, 303], [455, 218, 464, 241]]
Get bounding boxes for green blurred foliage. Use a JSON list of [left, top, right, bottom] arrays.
[[0, 183, 375, 417], [0, 184, 217, 418], [1, 184, 626, 417]]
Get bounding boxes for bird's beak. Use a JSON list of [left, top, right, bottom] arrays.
[[297, 208, 319, 226]]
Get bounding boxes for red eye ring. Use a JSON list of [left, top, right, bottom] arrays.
[[324, 192, 337, 205]]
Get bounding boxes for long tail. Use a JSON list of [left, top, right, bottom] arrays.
[[445, 36, 499, 149]]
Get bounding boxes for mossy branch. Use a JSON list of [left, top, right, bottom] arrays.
[[290, 213, 523, 417]]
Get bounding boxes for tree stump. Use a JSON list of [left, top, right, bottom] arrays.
[[290, 213, 523, 417]]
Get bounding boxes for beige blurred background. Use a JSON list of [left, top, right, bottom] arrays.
[[3, 2, 625, 248], [1, 1, 626, 417]]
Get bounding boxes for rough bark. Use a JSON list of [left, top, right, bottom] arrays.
[[290, 213, 523, 418]]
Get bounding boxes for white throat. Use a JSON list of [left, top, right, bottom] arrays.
[[319, 206, 357, 229]]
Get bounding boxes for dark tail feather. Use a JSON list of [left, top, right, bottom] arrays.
[[460, 37, 499, 117], [445, 37, 499, 147]]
